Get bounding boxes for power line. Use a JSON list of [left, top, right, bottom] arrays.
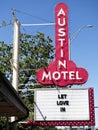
[[13, 9, 55, 35], [14, 9, 53, 23]]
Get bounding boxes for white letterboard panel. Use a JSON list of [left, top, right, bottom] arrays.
[[34, 88, 90, 121]]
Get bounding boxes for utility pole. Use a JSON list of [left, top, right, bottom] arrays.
[[12, 18, 20, 92], [11, 9, 20, 130]]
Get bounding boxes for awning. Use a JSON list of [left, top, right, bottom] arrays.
[[0, 72, 29, 122]]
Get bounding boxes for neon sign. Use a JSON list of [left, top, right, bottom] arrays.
[[36, 3, 88, 87]]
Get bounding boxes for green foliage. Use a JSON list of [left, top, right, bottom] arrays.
[[0, 117, 7, 129], [17, 125, 59, 130], [19, 32, 54, 91], [0, 41, 13, 80], [0, 20, 13, 28]]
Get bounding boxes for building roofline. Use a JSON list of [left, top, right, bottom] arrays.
[[0, 72, 29, 122]]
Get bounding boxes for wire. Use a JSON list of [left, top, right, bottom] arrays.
[[18, 83, 40, 86], [20, 68, 38, 72], [14, 8, 55, 36], [14, 9, 53, 23]]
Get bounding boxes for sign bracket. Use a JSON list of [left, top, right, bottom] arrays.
[[34, 102, 47, 121]]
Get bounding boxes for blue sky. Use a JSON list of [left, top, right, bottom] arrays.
[[0, 0, 98, 127]]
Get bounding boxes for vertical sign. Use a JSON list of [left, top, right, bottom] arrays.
[[55, 3, 69, 61], [36, 3, 88, 87]]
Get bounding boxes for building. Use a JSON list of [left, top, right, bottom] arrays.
[[0, 72, 29, 128]]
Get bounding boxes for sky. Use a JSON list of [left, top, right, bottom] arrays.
[[0, 0, 98, 128]]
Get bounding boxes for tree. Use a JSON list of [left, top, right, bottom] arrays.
[[0, 41, 13, 79], [19, 32, 54, 91], [0, 32, 60, 130]]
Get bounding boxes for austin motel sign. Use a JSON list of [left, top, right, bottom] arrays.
[[36, 3, 88, 87], [30, 3, 95, 127]]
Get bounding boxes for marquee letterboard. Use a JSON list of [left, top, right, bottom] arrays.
[[34, 88, 90, 121]]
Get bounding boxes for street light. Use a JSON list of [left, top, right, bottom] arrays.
[[70, 24, 93, 43], [68, 24, 93, 60]]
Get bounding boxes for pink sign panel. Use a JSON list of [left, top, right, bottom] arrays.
[[36, 3, 88, 87]]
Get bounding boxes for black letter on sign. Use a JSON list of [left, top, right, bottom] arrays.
[[60, 107, 66, 112]]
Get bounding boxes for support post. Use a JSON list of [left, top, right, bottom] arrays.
[[11, 19, 20, 130], [12, 19, 20, 91]]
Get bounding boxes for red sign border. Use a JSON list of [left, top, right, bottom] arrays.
[[26, 88, 95, 126]]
